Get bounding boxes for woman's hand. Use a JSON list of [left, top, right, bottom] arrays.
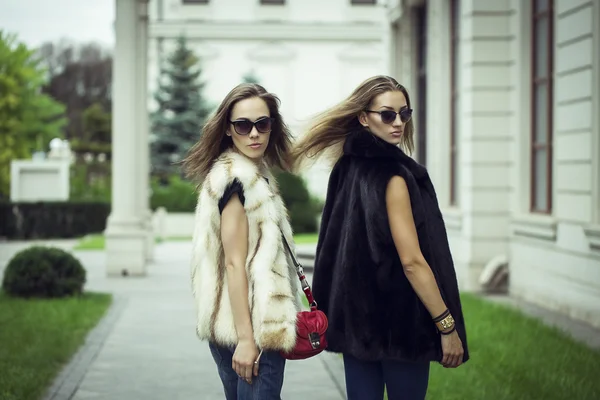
[[233, 338, 260, 383], [440, 330, 464, 368]]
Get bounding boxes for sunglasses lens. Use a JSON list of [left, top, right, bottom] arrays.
[[381, 111, 397, 124], [255, 118, 272, 133], [234, 120, 252, 135], [400, 109, 412, 122]]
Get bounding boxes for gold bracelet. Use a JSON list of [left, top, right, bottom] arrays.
[[435, 314, 455, 332]]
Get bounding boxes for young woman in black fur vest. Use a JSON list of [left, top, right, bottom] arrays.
[[291, 75, 469, 400]]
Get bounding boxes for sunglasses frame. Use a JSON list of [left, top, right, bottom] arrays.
[[229, 116, 274, 135], [365, 108, 413, 124]]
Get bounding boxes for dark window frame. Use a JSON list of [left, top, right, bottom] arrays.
[[182, 0, 209, 4], [260, 0, 285, 4], [530, 0, 554, 213], [449, 0, 459, 206]]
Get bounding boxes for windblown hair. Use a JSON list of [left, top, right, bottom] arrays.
[[182, 83, 293, 184], [290, 75, 414, 170]]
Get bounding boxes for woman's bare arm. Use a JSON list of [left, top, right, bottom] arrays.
[[385, 176, 448, 319], [220, 193, 253, 342]]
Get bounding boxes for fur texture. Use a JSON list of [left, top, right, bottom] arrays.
[[190, 150, 301, 352], [312, 129, 470, 363]]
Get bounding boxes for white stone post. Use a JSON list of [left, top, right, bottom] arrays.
[[105, 0, 147, 276], [137, 0, 155, 261]]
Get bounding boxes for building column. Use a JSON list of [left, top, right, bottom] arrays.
[[137, 0, 155, 261], [105, 0, 147, 276], [452, 0, 513, 289]]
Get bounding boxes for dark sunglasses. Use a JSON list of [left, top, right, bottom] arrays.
[[365, 108, 413, 124], [229, 117, 273, 135]]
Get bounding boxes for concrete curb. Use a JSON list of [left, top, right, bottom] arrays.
[[42, 295, 128, 400]]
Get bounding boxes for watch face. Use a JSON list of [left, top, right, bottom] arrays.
[[440, 315, 455, 330]]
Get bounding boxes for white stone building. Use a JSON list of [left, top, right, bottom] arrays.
[[146, 0, 386, 197], [387, 0, 600, 328]]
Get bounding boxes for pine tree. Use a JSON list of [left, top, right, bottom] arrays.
[[150, 36, 211, 178], [242, 69, 259, 84]]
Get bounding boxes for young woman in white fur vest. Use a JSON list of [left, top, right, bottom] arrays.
[[182, 83, 302, 399]]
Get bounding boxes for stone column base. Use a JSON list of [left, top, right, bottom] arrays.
[[105, 224, 148, 277], [144, 210, 155, 261]]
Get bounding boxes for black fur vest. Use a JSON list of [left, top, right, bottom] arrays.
[[312, 129, 470, 363]]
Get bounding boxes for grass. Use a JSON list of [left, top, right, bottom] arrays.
[[379, 294, 600, 400], [75, 232, 320, 250], [73, 234, 105, 250], [292, 233, 319, 244], [0, 292, 112, 400]]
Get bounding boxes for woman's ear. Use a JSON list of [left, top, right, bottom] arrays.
[[358, 111, 369, 128]]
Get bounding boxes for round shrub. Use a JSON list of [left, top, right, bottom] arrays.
[[2, 246, 86, 298]]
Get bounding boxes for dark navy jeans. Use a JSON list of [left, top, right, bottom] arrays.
[[343, 353, 430, 400], [209, 342, 285, 400]]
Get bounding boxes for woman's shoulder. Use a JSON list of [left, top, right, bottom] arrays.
[[204, 150, 263, 196]]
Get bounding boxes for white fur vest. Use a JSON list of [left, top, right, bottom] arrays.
[[190, 150, 301, 352]]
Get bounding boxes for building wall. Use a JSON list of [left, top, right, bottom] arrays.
[[147, 0, 385, 199], [390, 0, 600, 328], [508, 0, 600, 329]]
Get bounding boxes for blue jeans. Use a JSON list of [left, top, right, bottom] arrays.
[[209, 342, 285, 400], [343, 353, 430, 400]]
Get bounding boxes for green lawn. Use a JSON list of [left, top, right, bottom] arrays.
[[75, 232, 320, 250], [382, 294, 600, 400], [0, 292, 112, 400], [293, 233, 319, 244], [73, 234, 105, 250]]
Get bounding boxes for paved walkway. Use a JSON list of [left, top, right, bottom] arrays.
[[0, 241, 344, 400]]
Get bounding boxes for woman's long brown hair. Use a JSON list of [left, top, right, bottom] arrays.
[[290, 75, 414, 170], [182, 83, 293, 185]]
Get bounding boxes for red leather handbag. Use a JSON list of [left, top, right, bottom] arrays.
[[280, 235, 328, 360]]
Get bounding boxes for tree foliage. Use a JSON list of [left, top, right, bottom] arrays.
[[0, 31, 66, 198], [242, 70, 260, 84], [150, 36, 212, 178], [37, 40, 112, 142]]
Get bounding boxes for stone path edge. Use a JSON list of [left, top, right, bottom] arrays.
[[42, 294, 128, 400]]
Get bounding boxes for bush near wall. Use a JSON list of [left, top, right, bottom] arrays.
[[273, 170, 322, 234], [0, 201, 110, 240], [150, 175, 197, 212]]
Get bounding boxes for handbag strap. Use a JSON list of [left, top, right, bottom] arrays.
[[281, 232, 318, 311]]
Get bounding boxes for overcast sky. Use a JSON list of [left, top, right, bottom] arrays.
[[0, 0, 115, 48]]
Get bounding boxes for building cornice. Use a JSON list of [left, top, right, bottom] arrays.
[[148, 21, 383, 41]]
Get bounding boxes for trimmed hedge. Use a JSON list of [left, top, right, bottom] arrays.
[[2, 246, 86, 298], [0, 202, 110, 240]]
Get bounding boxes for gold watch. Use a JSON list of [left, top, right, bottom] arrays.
[[435, 314, 455, 332]]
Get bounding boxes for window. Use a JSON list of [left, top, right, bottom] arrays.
[[351, 0, 376, 4], [261, 0, 285, 4], [415, 6, 427, 167], [449, 0, 460, 205], [530, 0, 553, 213]]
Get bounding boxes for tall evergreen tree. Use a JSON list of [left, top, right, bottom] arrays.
[[150, 36, 211, 178], [242, 69, 259, 84]]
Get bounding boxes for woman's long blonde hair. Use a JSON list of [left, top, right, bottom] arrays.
[[182, 83, 293, 185], [290, 75, 414, 169]]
